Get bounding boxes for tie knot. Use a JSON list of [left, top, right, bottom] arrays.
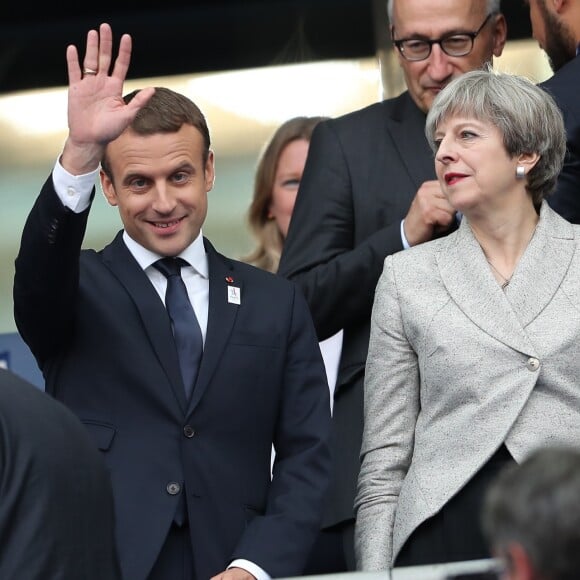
[[154, 257, 188, 278]]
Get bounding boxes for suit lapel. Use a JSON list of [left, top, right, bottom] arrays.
[[102, 232, 188, 411], [187, 239, 240, 414], [384, 92, 436, 188], [437, 220, 538, 356], [507, 202, 575, 327]]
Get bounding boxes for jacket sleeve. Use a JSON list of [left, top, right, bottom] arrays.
[[354, 256, 420, 570], [13, 175, 92, 366]]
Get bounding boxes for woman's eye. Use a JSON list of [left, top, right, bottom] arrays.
[[460, 130, 477, 139]]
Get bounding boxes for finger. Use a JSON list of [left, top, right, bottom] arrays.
[[125, 87, 156, 115], [66, 44, 81, 83], [111, 33, 133, 82], [433, 197, 456, 214], [433, 207, 457, 226], [82, 28, 100, 74], [95, 23, 113, 76], [121, 87, 156, 125], [418, 181, 447, 201]]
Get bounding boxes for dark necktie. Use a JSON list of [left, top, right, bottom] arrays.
[[154, 257, 203, 399]]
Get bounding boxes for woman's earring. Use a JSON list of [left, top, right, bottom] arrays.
[[516, 165, 526, 179]]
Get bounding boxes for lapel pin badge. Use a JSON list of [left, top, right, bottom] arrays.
[[225, 276, 234, 283], [227, 284, 241, 305]]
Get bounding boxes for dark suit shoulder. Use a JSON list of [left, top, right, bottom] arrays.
[[324, 90, 413, 133], [539, 56, 580, 106], [0, 369, 121, 580], [226, 256, 297, 290], [206, 239, 299, 294], [0, 368, 100, 451]]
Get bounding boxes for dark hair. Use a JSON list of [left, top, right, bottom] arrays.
[[101, 87, 211, 179], [483, 446, 580, 580]]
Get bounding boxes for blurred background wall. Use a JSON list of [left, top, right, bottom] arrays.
[[0, 0, 551, 334]]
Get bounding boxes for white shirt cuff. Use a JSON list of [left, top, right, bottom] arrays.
[[228, 559, 271, 580], [400, 219, 411, 250], [52, 158, 99, 213]]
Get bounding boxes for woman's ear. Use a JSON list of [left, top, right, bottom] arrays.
[[517, 152, 540, 173]]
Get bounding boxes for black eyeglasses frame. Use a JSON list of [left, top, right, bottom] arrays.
[[392, 13, 494, 62]]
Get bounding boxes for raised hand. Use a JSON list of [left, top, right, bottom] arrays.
[[403, 179, 457, 246], [61, 22, 155, 175]]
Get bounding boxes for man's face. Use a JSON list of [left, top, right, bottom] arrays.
[[527, 0, 576, 72], [391, 0, 506, 113], [100, 125, 215, 257]]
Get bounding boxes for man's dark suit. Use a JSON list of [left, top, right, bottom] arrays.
[[0, 368, 121, 580], [13, 178, 332, 580], [541, 55, 580, 224], [278, 91, 436, 551]]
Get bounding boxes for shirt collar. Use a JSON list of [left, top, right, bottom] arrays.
[[123, 229, 209, 279]]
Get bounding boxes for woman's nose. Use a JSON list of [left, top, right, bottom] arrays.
[[435, 136, 455, 163]]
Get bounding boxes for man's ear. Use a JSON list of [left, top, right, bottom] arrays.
[[205, 150, 215, 193], [100, 169, 118, 207], [505, 542, 536, 580], [552, 0, 566, 15], [491, 13, 508, 57]]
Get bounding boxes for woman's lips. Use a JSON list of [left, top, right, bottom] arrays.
[[445, 173, 467, 185]]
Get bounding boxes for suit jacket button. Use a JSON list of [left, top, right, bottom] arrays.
[[526, 357, 540, 371], [166, 482, 181, 495], [183, 425, 195, 438]]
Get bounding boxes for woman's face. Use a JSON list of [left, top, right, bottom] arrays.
[[269, 138, 310, 238], [433, 115, 523, 215]]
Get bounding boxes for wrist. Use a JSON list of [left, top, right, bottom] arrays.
[[60, 138, 104, 176]]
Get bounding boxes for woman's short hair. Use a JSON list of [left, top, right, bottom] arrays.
[[425, 67, 566, 206]]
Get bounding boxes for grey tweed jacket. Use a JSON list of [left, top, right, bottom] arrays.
[[355, 202, 580, 570]]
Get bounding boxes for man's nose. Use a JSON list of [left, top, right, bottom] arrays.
[[152, 185, 177, 212], [427, 44, 454, 82]]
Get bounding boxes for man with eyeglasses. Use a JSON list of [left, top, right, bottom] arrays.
[[393, 13, 494, 64], [278, 0, 506, 574], [525, 0, 580, 224]]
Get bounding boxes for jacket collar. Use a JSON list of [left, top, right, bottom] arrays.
[[383, 91, 436, 189], [436, 202, 575, 354]]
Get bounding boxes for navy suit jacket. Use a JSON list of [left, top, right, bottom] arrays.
[[540, 55, 580, 223], [0, 368, 121, 580], [14, 177, 332, 580]]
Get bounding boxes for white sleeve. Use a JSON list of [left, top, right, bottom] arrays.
[[52, 157, 99, 213]]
